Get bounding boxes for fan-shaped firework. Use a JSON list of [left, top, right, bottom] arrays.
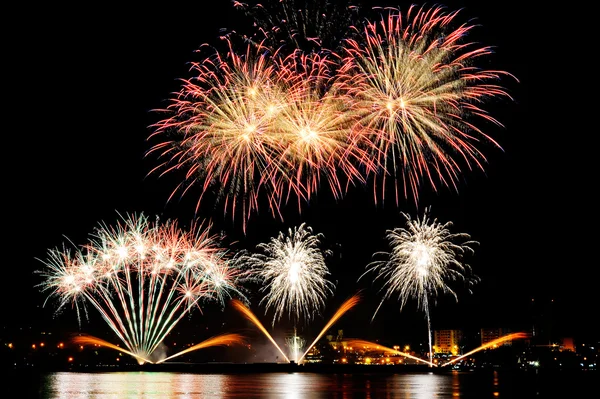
[[236, 223, 335, 326], [336, 4, 516, 204], [37, 212, 246, 364], [360, 207, 478, 365]]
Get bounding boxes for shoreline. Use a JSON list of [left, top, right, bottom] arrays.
[[5, 362, 573, 374]]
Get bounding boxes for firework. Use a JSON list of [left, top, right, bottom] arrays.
[[37, 212, 246, 364], [232, 0, 362, 54], [156, 333, 248, 364], [148, 40, 286, 226], [232, 294, 359, 364], [273, 50, 374, 207], [360, 207, 478, 365], [231, 298, 291, 363], [346, 339, 436, 367], [236, 223, 335, 326], [440, 332, 529, 367], [150, 2, 515, 228], [286, 331, 305, 364], [335, 4, 517, 204], [149, 39, 370, 229], [297, 293, 360, 364]]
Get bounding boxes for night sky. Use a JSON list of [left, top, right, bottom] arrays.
[[5, 1, 595, 345]]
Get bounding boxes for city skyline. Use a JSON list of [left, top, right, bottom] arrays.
[[4, 0, 595, 348]]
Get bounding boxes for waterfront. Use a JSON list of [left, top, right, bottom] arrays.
[[9, 368, 596, 398]]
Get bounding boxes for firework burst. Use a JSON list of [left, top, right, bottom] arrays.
[[150, 2, 515, 229], [37, 212, 247, 364], [360, 207, 478, 364], [335, 4, 517, 204], [273, 50, 374, 207], [236, 223, 335, 326], [149, 40, 287, 226], [150, 39, 372, 229]]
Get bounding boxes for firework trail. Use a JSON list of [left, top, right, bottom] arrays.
[[360, 207, 478, 365], [335, 4, 517, 205], [157, 333, 248, 363], [73, 334, 153, 365], [236, 223, 335, 327], [297, 293, 360, 364], [37, 212, 247, 363], [231, 298, 291, 363], [440, 332, 529, 367], [346, 339, 436, 367]]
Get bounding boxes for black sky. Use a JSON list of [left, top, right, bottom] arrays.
[[5, 1, 596, 344]]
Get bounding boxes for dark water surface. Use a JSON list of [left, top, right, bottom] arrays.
[[7, 369, 596, 398]]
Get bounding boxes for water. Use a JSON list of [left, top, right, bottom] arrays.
[[8, 369, 596, 398]]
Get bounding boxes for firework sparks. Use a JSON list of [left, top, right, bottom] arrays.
[[149, 40, 286, 227], [273, 50, 374, 207], [360, 207, 478, 365], [236, 223, 335, 326], [150, 3, 514, 228], [286, 330, 305, 363], [149, 40, 370, 229], [335, 4, 517, 204], [37, 212, 246, 363], [232, 0, 362, 54]]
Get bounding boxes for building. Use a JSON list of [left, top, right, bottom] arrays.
[[481, 328, 513, 347], [433, 330, 462, 355]]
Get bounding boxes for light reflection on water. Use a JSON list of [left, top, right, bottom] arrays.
[[25, 369, 591, 398], [38, 371, 457, 399]]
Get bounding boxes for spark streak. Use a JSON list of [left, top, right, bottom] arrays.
[[298, 293, 360, 364], [156, 333, 248, 364], [231, 299, 291, 363], [346, 339, 436, 367]]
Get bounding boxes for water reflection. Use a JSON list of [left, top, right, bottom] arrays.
[[30, 369, 586, 398], [40, 372, 457, 399]]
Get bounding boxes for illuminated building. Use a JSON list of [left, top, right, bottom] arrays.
[[433, 330, 462, 355]]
